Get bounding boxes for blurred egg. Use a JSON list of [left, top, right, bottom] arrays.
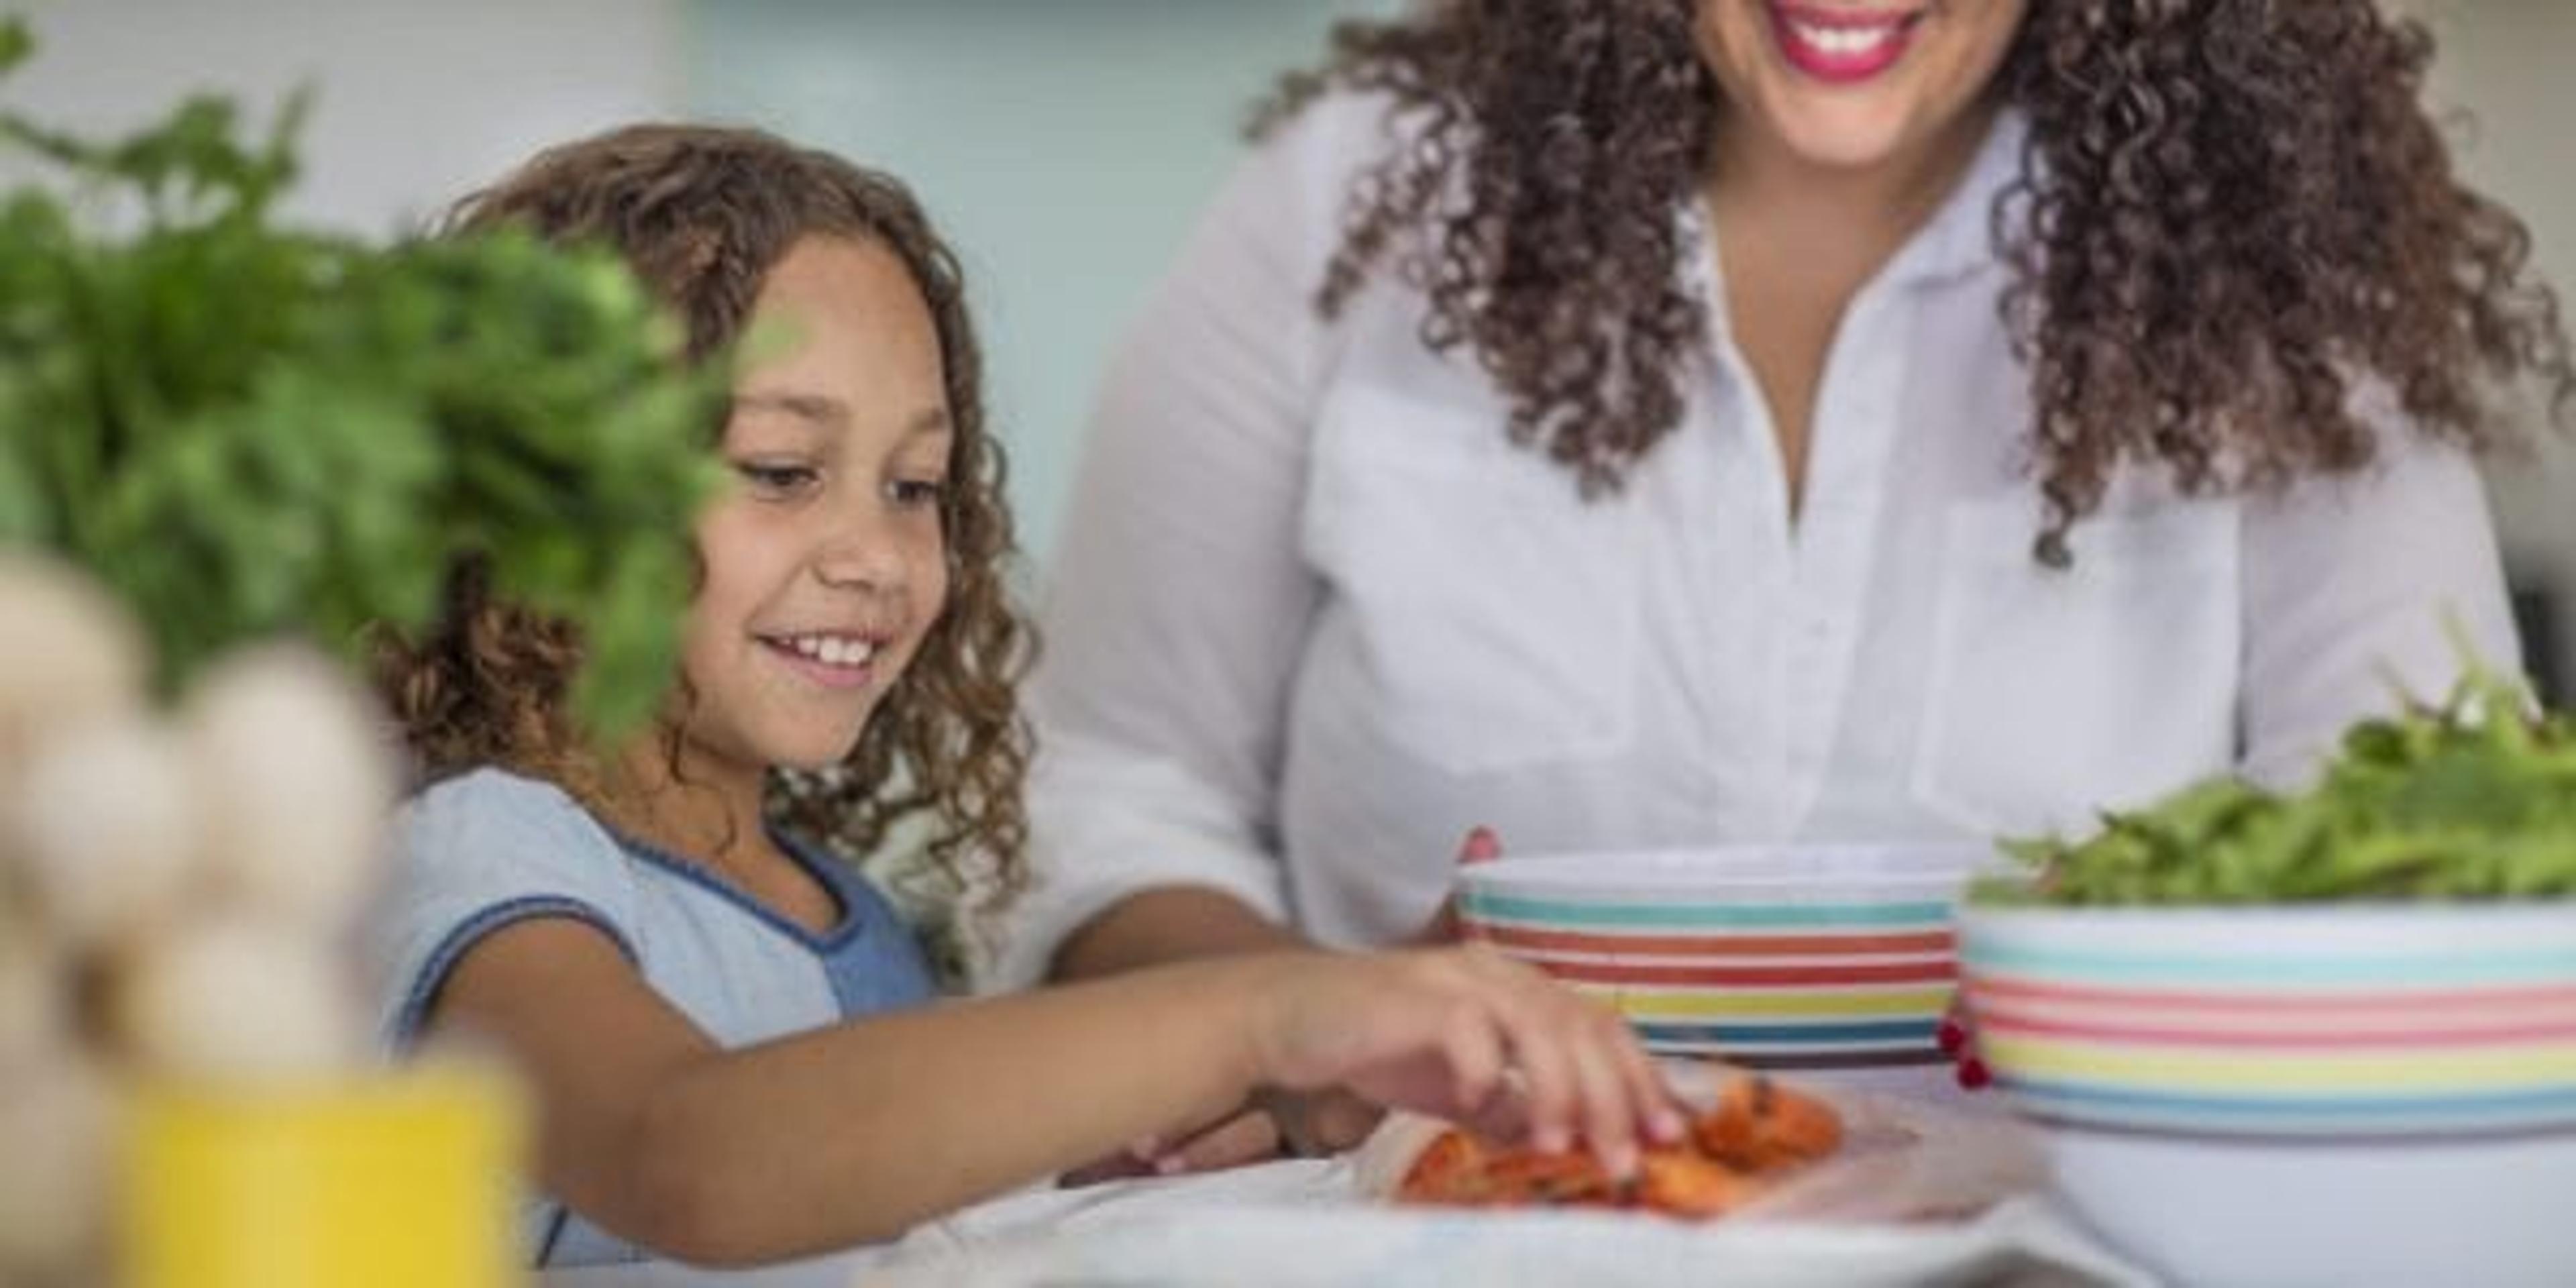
[[0, 551, 149, 764], [113, 916, 360, 1082], [0, 921, 68, 1061], [0, 1052, 115, 1279], [15, 716, 201, 949], [184, 646, 396, 930]]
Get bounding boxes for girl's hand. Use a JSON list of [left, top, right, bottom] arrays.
[[1246, 943, 1686, 1179], [1070, 826, 1511, 1184]]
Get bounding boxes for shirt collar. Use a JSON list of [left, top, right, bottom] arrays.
[[1886, 105, 2029, 290]]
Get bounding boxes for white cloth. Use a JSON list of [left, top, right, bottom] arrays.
[[994, 93, 2520, 987], [860, 1095, 2158, 1288], [864, 1195, 2154, 1288]]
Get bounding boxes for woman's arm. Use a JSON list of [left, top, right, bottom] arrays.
[[998, 99, 1384, 990], [1050, 887, 1311, 980], [431, 918, 1670, 1267], [2240, 425, 2522, 786]]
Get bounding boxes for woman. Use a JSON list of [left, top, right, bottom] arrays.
[[1007, 0, 2571, 1161]]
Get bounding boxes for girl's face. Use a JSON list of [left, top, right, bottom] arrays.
[[679, 234, 953, 779], [1697, 0, 2027, 174]]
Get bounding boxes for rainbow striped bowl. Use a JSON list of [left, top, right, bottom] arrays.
[[1454, 844, 1992, 1077], [1960, 902, 2576, 1287]]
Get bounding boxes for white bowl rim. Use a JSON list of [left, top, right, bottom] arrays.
[[1957, 899, 2576, 961], [1460, 843, 2006, 893], [1958, 899, 2576, 926]]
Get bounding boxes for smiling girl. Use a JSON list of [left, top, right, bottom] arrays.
[[368, 124, 1677, 1277]]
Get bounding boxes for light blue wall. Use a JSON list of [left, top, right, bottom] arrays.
[[690, 0, 1393, 565]]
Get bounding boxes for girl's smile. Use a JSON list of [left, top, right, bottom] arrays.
[[756, 629, 891, 692]]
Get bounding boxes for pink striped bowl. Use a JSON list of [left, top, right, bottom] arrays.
[[1454, 845, 1992, 1074], [1960, 902, 2576, 1287]]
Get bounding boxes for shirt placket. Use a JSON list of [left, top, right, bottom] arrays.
[[1682, 209, 1805, 843], [1780, 281, 1907, 835]]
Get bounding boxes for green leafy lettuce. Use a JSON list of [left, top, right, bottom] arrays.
[[1979, 665, 2576, 905]]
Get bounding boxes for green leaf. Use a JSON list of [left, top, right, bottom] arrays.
[[1, 43, 727, 741], [1980, 638, 2576, 906]]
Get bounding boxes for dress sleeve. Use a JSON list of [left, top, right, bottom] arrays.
[[2239, 414, 2522, 788], [988, 98, 1386, 990], [368, 769, 643, 1049]]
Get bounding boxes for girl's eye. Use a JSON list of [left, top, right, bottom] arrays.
[[887, 478, 949, 508], [735, 461, 819, 496]]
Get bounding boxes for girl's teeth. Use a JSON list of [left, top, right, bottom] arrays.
[[787, 635, 876, 667]]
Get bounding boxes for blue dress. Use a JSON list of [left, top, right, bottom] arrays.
[[370, 767, 938, 1272]]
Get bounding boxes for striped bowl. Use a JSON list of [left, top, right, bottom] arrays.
[[1454, 845, 1992, 1075], [1960, 902, 2576, 1287]]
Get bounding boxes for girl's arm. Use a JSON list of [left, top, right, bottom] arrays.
[[431, 920, 1672, 1267]]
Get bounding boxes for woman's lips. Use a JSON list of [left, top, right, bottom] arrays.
[[1770, 3, 1920, 85]]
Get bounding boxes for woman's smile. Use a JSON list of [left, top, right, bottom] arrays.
[[1768, 3, 1927, 85], [1701, 0, 2022, 174]]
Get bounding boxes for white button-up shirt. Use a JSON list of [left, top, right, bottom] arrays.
[[992, 93, 2520, 987]]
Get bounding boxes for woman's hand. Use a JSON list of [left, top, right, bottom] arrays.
[[1412, 824, 1502, 944]]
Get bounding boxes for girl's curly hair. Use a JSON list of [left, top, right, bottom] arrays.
[[375, 124, 1031, 912], [1258, 0, 2574, 564]]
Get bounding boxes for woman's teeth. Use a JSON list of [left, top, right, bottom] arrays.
[[1790, 21, 1897, 56]]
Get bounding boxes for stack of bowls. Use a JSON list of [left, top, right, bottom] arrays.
[[1960, 903, 2576, 1287], [1454, 844, 1992, 1093]]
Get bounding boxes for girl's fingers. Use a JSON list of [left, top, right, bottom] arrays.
[[1292, 1090, 1389, 1155], [1609, 1009, 1687, 1143], [1560, 1011, 1640, 1179], [1494, 997, 1578, 1155], [1474, 950, 1624, 1163], [1059, 1142, 1159, 1187], [1439, 1005, 1508, 1118], [1477, 949, 1672, 1170], [1155, 1108, 1283, 1175]]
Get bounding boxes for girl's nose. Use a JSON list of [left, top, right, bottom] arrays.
[[812, 519, 907, 593]]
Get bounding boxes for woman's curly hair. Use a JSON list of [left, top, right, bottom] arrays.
[[1258, 0, 2573, 564], [375, 124, 1031, 914]]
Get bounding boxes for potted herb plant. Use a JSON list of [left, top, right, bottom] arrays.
[[0, 20, 723, 1287]]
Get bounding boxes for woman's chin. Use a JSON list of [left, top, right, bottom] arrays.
[[1764, 99, 1922, 172]]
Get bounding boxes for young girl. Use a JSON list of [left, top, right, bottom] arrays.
[[366, 124, 1678, 1275]]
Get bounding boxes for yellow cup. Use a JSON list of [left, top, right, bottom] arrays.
[[121, 1066, 524, 1288]]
